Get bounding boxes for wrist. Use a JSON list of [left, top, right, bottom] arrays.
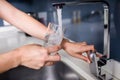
[[10, 49, 21, 68], [61, 38, 70, 50]]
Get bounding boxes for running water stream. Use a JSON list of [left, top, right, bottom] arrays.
[[57, 8, 62, 27], [56, 8, 63, 44], [44, 8, 63, 47], [42, 7, 64, 80]]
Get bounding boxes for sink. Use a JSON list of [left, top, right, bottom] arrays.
[[0, 29, 86, 80], [0, 31, 95, 80], [0, 28, 83, 80], [0, 29, 96, 80], [1, 24, 120, 80], [0, 61, 84, 80], [1, 27, 120, 80]]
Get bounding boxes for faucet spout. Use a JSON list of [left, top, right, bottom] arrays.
[[52, 2, 65, 9]]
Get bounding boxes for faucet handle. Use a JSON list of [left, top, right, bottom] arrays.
[[97, 55, 107, 67], [89, 51, 99, 77], [89, 51, 108, 78]]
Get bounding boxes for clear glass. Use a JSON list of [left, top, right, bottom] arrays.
[[44, 22, 63, 50]]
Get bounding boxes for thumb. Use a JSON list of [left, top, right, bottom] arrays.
[[46, 45, 61, 54]]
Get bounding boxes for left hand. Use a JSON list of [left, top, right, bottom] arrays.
[[61, 39, 95, 63]]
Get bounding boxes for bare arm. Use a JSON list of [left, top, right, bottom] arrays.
[[0, 49, 20, 73], [0, 44, 60, 73], [0, 0, 61, 73], [0, 0, 48, 39]]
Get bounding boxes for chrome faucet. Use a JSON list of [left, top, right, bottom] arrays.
[[53, 1, 110, 80]]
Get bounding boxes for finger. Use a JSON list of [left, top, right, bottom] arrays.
[[71, 52, 90, 63], [96, 52, 103, 58], [77, 42, 87, 45], [86, 51, 92, 63], [86, 51, 103, 60], [45, 53, 58, 66], [46, 45, 61, 54], [21, 62, 42, 70], [45, 62, 55, 66], [80, 45, 95, 52], [47, 54, 61, 61]]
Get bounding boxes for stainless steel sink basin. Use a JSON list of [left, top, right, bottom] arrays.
[[0, 61, 84, 80]]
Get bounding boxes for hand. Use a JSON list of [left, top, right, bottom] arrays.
[[61, 39, 95, 63], [17, 44, 61, 69]]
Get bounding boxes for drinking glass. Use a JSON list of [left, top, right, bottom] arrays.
[[44, 23, 63, 55]]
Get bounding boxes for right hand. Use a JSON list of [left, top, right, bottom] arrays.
[[16, 44, 61, 69]]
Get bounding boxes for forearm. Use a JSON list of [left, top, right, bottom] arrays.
[[0, 49, 20, 73], [0, 0, 47, 39], [0, 1, 70, 51]]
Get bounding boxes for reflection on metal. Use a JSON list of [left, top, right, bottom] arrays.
[[89, 52, 99, 77], [103, 5, 110, 59], [0, 61, 83, 80]]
